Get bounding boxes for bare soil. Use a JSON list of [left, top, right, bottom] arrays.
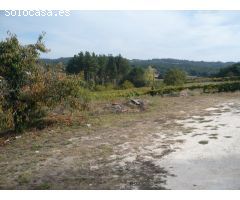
[[0, 92, 239, 189]]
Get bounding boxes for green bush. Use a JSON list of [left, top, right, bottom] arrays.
[[126, 67, 146, 87], [164, 68, 187, 86], [105, 83, 115, 90], [148, 81, 240, 96], [121, 80, 134, 89], [0, 33, 90, 133], [94, 85, 106, 91]]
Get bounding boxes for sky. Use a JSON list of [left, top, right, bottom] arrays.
[[1, 10, 240, 62]]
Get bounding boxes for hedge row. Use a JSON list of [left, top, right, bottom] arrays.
[[91, 81, 240, 100], [186, 76, 240, 84], [148, 81, 240, 96]]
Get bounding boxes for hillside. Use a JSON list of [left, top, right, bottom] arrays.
[[40, 57, 235, 77], [40, 57, 72, 65], [130, 59, 234, 77]]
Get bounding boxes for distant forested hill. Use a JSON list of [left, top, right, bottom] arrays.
[[130, 59, 234, 77], [217, 63, 240, 77], [40, 57, 72, 65], [40, 57, 235, 77]]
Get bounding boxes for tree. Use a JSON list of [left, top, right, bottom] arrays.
[[163, 68, 187, 86], [66, 55, 81, 74], [0, 33, 90, 133], [106, 55, 117, 84], [218, 63, 240, 77], [115, 54, 130, 84], [0, 32, 48, 132], [66, 52, 131, 87], [144, 65, 156, 87], [121, 80, 134, 89], [126, 67, 146, 87], [96, 55, 108, 85]]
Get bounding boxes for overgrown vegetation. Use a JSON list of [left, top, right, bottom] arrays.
[[65, 51, 160, 89], [66, 52, 131, 87], [163, 68, 187, 86], [43, 57, 234, 77], [130, 58, 233, 77], [148, 81, 240, 96], [217, 63, 240, 77], [0, 33, 89, 133], [1, 33, 240, 134]]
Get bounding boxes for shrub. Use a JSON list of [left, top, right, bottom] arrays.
[[144, 66, 157, 87], [104, 83, 115, 90], [121, 80, 134, 89], [126, 67, 146, 87], [0, 33, 90, 133], [148, 81, 240, 96], [94, 85, 106, 91], [164, 68, 187, 86], [218, 63, 240, 77]]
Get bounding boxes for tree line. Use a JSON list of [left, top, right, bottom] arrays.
[[65, 52, 158, 88], [66, 52, 131, 86]]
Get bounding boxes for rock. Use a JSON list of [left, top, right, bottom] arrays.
[[113, 104, 122, 111], [180, 89, 189, 97], [4, 139, 10, 144], [130, 99, 141, 105], [129, 99, 147, 111], [112, 103, 128, 113]]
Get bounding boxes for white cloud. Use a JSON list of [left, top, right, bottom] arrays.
[[1, 11, 240, 61]]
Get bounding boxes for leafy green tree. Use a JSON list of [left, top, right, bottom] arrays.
[[89, 52, 100, 84], [96, 55, 108, 85], [218, 63, 240, 77], [164, 68, 187, 86], [126, 67, 146, 87], [66, 55, 81, 74], [106, 55, 117, 84], [144, 65, 156, 87], [66, 52, 131, 87], [121, 80, 134, 89], [115, 54, 130, 84], [0, 33, 90, 133]]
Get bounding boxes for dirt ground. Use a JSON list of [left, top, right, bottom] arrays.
[[0, 92, 239, 189]]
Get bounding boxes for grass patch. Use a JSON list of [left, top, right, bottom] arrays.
[[224, 136, 232, 138], [198, 140, 209, 145], [30, 144, 42, 151], [17, 173, 31, 185], [211, 126, 218, 130], [209, 133, 218, 136], [192, 133, 208, 137], [199, 119, 213, 123], [34, 182, 51, 190], [209, 136, 218, 139]]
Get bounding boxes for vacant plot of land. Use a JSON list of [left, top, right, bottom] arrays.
[[0, 92, 240, 189], [161, 100, 240, 189]]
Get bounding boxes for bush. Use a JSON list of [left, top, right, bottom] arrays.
[[126, 67, 146, 87], [0, 33, 90, 133], [121, 80, 134, 89], [152, 81, 165, 90], [148, 81, 240, 96], [164, 68, 187, 86], [94, 85, 106, 91], [144, 66, 157, 87], [104, 83, 115, 90], [218, 63, 240, 77]]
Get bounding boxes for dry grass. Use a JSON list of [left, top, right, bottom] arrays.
[[0, 92, 239, 189]]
